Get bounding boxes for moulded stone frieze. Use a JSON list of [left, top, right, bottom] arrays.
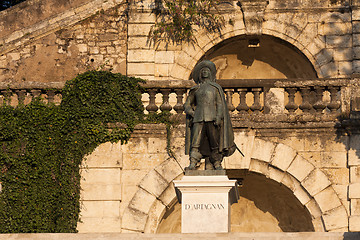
[[314, 186, 342, 214], [305, 199, 322, 219], [239, 0, 269, 36], [270, 143, 297, 172], [121, 207, 148, 232], [139, 169, 169, 198], [301, 169, 331, 196], [322, 206, 349, 231], [129, 187, 156, 214], [251, 138, 275, 163], [155, 158, 183, 184], [287, 155, 315, 182]]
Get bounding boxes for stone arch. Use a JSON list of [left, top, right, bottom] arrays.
[[170, 13, 332, 79], [121, 137, 348, 233]]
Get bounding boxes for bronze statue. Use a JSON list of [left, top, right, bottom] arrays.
[[184, 60, 236, 170]]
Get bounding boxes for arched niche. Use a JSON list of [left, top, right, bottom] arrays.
[[156, 171, 314, 233], [198, 35, 317, 79]]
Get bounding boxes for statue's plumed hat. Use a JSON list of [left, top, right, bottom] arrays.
[[192, 60, 217, 82]]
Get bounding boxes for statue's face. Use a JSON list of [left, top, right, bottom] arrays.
[[200, 67, 211, 80]]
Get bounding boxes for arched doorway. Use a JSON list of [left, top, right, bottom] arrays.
[[197, 35, 317, 79], [156, 171, 314, 233]]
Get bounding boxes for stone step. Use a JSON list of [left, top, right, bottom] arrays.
[[1, 233, 360, 240]]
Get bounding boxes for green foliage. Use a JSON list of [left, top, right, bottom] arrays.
[[149, 0, 224, 44], [0, 71, 156, 233]]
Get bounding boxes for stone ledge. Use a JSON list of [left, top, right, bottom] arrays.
[[1, 232, 360, 239]]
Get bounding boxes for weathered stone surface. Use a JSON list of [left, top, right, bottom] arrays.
[[251, 138, 275, 163], [301, 169, 331, 196], [349, 215, 360, 232], [84, 142, 122, 168], [349, 182, 360, 198], [271, 143, 297, 171], [305, 199, 322, 219], [122, 153, 167, 170], [322, 206, 349, 231], [128, 50, 155, 63], [314, 186, 342, 213], [144, 200, 166, 233], [287, 155, 315, 182], [139, 169, 169, 198], [350, 166, 360, 183], [155, 158, 183, 183], [249, 159, 269, 176], [129, 187, 156, 214], [121, 207, 148, 232]]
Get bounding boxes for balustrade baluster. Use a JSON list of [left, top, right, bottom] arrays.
[[160, 89, 172, 112], [15, 90, 26, 106], [299, 87, 312, 113], [173, 89, 185, 114], [327, 87, 341, 112], [313, 87, 326, 113], [146, 89, 158, 113], [225, 89, 235, 112], [31, 89, 42, 101], [236, 88, 249, 114], [250, 88, 263, 113], [285, 88, 298, 113], [1, 89, 12, 106], [47, 90, 56, 104]]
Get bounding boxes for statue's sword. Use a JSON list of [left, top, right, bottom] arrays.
[[235, 144, 245, 157]]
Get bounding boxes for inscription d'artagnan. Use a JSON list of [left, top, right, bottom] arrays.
[[184, 203, 225, 210]]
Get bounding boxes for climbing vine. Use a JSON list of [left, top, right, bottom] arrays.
[[149, 0, 224, 44], [0, 70, 171, 233]]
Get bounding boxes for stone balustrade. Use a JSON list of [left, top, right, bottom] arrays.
[[0, 78, 353, 118]]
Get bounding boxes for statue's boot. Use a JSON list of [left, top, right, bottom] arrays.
[[205, 157, 214, 170], [185, 157, 200, 170], [211, 151, 224, 170]]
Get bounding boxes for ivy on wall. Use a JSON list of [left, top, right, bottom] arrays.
[[0, 71, 169, 233]]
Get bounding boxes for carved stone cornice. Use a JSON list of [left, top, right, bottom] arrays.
[[237, 0, 269, 36]]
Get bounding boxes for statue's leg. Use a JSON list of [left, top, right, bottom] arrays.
[[206, 122, 223, 170], [186, 122, 203, 170]]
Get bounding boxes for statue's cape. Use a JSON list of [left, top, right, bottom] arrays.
[[185, 82, 236, 157]]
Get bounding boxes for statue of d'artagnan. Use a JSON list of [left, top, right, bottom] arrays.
[[184, 60, 236, 170]]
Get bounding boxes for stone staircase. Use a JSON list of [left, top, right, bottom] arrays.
[[1, 233, 360, 240]]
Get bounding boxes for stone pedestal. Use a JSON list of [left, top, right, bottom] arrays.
[[173, 170, 239, 233]]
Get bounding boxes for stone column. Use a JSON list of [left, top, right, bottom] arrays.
[[173, 170, 239, 233]]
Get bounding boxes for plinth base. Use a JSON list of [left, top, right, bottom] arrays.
[[173, 172, 239, 233]]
